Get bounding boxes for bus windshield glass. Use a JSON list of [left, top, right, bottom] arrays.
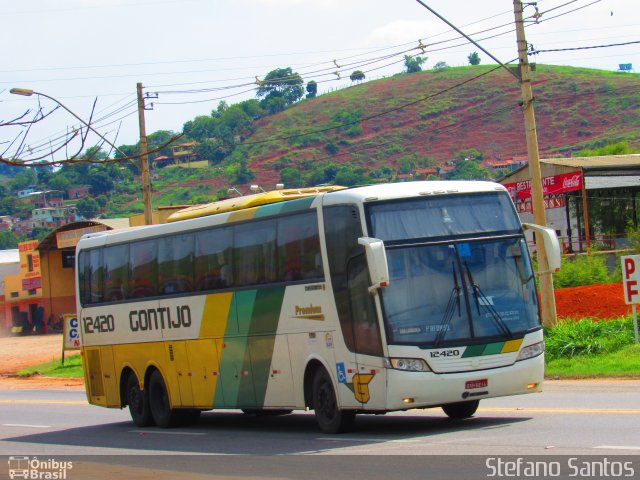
[[367, 193, 539, 346]]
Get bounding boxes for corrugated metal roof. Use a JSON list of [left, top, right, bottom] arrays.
[[586, 175, 640, 189], [541, 154, 640, 169]]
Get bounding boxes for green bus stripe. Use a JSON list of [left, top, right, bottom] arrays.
[[249, 287, 286, 406], [483, 342, 505, 355], [462, 342, 511, 358], [214, 292, 256, 406], [255, 202, 284, 218], [462, 344, 487, 358]]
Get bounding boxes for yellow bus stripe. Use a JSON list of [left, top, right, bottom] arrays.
[[200, 292, 233, 339]]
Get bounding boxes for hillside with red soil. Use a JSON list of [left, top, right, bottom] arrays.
[[227, 65, 640, 188]]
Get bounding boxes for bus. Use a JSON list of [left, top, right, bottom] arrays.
[[76, 181, 561, 433]]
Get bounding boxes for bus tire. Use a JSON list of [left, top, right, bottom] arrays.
[[442, 400, 480, 419], [126, 373, 153, 427], [312, 368, 355, 434], [148, 370, 175, 428]]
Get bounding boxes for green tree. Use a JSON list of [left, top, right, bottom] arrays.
[[575, 141, 639, 157], [404, 55, 426, 74], [256, 67, 304, 113], [0, 197, 30, 218], [446, 160, 492, 180], [223, 160, 254, 184], [0, 230, 21, 249], [237, 99, 265, 119], [280, 167, 303, 188], [334, 165, 366, 186], [433, 61, 449, 70], [324, 141, 339, 155], [454, 148, 483, 162], [148, 130, 179, 158], [76, 196, 100, 219], [397, 155, 417, 174], [47, 174, 71, 192], [306, 80, 318, 99], [468, 51, 481, 65], [183, 115, 218, 141], [35, 165, 55, 186], [81, 146, 108, 161], [350, 70, 365, 82], [8, 169, 37, 191]]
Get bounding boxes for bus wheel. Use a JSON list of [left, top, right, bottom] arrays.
[[126, 373, 153, 427], [148, 370, 175, 428], [312, 368, 355, 434], [442, 400, 480, 419]]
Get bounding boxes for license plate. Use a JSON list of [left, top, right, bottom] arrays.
[[465, 379, 488, 389]]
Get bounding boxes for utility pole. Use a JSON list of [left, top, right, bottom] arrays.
[[513, 0, 557, 326], [137, 82, 153, 225]]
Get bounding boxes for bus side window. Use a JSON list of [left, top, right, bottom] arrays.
[[128, 239, 158, 299], [277, 212, 322, 282], [158, 233, 194, 295], [195, 227, 233, 290], [324, 205, 364, 353], [103, 244, 129, 301], [89, 249, 104, 304], [78, 251, 90, 305], [348, 254, 383, 356], [235, 220, 277, 286]]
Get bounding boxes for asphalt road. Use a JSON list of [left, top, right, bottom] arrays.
[[1, 379, 639, 479]]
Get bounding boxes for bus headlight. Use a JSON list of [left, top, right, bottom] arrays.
[[385, 358, 431, 372], [516, 341, 545, 362]]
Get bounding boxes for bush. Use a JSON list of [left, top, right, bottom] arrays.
[[553, 254, 612, 288], [544, 317, 636, 359]]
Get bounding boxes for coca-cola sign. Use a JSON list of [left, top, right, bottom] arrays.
[[503, 170, 582, 200]]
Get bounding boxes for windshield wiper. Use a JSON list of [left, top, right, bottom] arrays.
[[464, 262, 513, 339], [434, 262, 462, 347]]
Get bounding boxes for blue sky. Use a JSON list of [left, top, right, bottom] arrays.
[[2, 0, 638, 161]]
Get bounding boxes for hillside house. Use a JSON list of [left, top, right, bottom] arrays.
[[170, 141, 198, 164], [16, 187, 37, 199], [31, 206, 79, 229], [23, 190, 65, 208]]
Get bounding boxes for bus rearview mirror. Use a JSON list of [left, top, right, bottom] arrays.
[[522, 223, 562, 272], [358, 237, 390, 293]]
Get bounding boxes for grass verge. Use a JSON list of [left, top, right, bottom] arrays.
[[546, 344, 640, 378], [17, 353, 83, 378]]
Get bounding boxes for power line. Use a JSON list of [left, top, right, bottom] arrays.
[[531, 40, 640, 54]]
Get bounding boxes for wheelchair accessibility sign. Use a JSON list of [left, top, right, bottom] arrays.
[[336, 362, 347, 384]]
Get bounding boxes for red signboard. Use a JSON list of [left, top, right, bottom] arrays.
[[503, 171, 583, 200], [22, 276, 41, 290], [516, 195, 566, 213]]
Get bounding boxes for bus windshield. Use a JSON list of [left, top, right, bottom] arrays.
[[367, 193, 539, 346]]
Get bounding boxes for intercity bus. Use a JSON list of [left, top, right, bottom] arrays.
[[76, 181, 560, 433]]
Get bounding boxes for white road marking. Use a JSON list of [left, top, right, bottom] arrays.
[[594, 445, 640, 451], [317, 437, 419, 443]]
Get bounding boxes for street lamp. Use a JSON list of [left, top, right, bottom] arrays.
[[10, 88, 153, 225]]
